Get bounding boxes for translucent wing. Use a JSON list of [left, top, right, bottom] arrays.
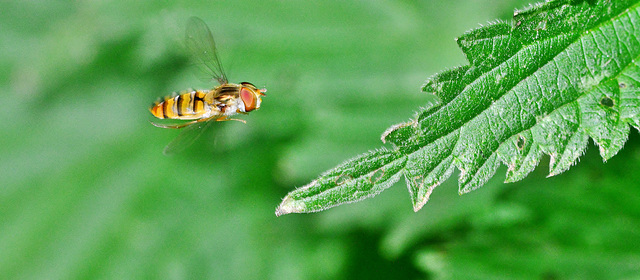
[[185, 17, 228, 85], [162, 118, 219, 155]]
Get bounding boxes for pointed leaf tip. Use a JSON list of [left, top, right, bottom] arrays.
[[275, 196, 306, 217]]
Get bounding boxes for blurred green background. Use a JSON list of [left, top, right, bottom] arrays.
[[3, 0, 640, 279]]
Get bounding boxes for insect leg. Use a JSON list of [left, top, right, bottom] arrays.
[[215, 116, 247, 123], [150, 120, 200, 129], [151, 115, 221, 129]]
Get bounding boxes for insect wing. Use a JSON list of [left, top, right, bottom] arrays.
[[162, 118, 218, 155], [185, 17, 228, 85]]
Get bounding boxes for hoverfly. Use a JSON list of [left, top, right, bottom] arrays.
[[150, 17, 266, 154]]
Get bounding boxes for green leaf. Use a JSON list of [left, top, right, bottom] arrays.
[[276, 149, 407, 216], [276, 0, 640, 216]]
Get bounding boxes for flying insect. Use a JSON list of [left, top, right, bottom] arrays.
[[149, 17, 266, 154]]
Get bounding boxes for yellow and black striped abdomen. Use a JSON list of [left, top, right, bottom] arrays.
[[150, 90, 211, 120]]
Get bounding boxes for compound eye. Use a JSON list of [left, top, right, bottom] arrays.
[[240, 87, 257, 112]]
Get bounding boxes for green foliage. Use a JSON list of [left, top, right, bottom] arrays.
[[277, 0, 640, 215], [5, 0, 640, 279]]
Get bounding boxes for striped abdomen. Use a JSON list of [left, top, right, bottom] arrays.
[[150, 90, 213, 120]]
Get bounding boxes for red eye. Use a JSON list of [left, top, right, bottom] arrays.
[[240, 87, 256, 112]]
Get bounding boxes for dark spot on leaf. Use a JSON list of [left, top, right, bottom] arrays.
[[411, 176, 424, 190], [334, 174, 352, 186], [600, 96, 614, 108], [619, 82, 627, 89], [516, 135, 526, 150], [369, 168, 385, 184]]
